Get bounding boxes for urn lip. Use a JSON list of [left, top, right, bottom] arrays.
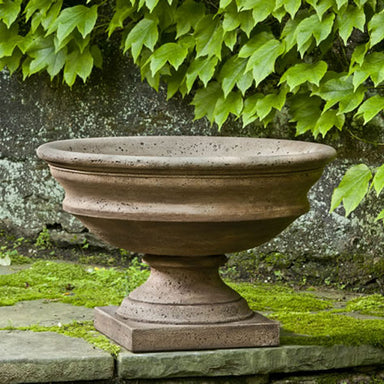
[[36, 136, 336, 174]]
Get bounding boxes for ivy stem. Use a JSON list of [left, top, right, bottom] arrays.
[[346, 128, 384, 146]]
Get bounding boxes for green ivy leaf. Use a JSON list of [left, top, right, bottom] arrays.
[[0, 22, 22, 57], [306, 0, 333, 20], [355, 95, 384, 124], [337, 4, 365, 45], [63, 47, 93, 86], [255, 87, 288, 121], [330, 164, 372, 216], [195, 16, 224, 59], [47, 5, 98, 48], [289, 94, 322, 135], [185, 56, 218, 91], [368, 10, 384, 48], [219, 55, 247, 97], [25, 0, 52, 21], [25, 34, 66, 78], [314, 109, 345, 137], [352, 52, 384, 89], [124, 17, 158, 62], [296, 13, 335, 56], [175, 0, 205, 38], [372, 164, 384, 196], [242, 93, 263, 126], [335, 0, 348, 9], [245, 37, 284, 86], [0, 0, 22, 28], [0, 47, 22, 73], [280, 61, 328, 91], [108, 0, 134, 37], [284, 0, 301, 18], [312, 75, 360, 112], [223, 30, 238, 50], [41, 1, 62, 31], [145, 0, 159, 12], [166, 66, 187, 99], [237, 0, 275, 25], [350, 43, 368, 68], [214, 91, 243, 128], [149, 43, 188, 76], [376, 209, 384, 222], [191, 82, 223, 123]]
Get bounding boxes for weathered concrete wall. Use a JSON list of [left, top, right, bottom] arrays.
[[0, 49, 383, 267]]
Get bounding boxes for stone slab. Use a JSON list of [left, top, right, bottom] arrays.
[[94, 306, 279, 352], [0, 299, 94, 328], [0, 330, 114, 384], [117, 344, 384, 379]]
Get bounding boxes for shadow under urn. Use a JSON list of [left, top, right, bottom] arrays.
[[37, 136, 336, 352]]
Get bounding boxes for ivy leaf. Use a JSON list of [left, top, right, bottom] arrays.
[[195, 16, 224, 59], [352, 52, 384, 89], [26, 35, 66, 78], [296, 13, 334, 56], [47, 5, 98, 48], [237, 0, 275, 25], [223, 30, 237, 50], [306, 0, 333, 20], [376, 209, 384, 222], [63, 47, 93, 86], [314, 109, 345, 137], [108, 0, 134, 37], [166, 66, 187, 99], [368, 10, 384, 48], [280, 61, 328, 91], [238, 31, 271, 58], [149, 43, 188, 76], [337, 5, 365, 45], [289, 94, 322, 135], [355, 95, 384, 124], [191, 82, 222, 123], [90, 45, 102, 69], [242, 93, 263, 126], [0, 47, 22, 73], [25, 0, 52, 22], [185, 56, 218, 91], [255, 87, 287, 121], [219, 55, 247, 97], [284, 0, 301, 18], [41, 1, 62, 31], [0, 0, 22, 28], [0, 22, 22, 57], [330, 164, 372, 216], [245, 38, 284, 86], [312, 75, 358, 112], [145, 0, 159, 12], [350, 43, 368, 67], [372, 164, 384, 196], [335, 0, 348, 9], [214, 91, 243, 128], [175, 0, 205, 38], [124, 17, 158, 62]]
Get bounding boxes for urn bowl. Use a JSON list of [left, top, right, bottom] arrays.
[[37, 136, 336, 256]]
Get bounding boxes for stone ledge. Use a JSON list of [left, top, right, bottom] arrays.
[[0, 331, 114, 384], [118, 344, 384, 379]]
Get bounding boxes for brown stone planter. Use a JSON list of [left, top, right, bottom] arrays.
[[37, 136, 336, 352]]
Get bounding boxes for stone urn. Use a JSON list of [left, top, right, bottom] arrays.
[[37, 136, 336, 352]]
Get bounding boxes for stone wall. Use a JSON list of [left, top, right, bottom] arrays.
[[1, 49, 383, 280]]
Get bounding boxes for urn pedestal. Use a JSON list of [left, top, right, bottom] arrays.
[[37, 136, 336, 352]]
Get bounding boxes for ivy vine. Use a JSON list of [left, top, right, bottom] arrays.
[[0, 0, 384, 219]]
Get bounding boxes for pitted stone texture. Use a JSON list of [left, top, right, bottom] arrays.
[[0, 330, 114, 384], [117, 344, 384, 379], [95, 306, 279, 352], [0, 299, 93, 328]]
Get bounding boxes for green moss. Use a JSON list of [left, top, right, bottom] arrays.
[[228, 281, 334, 312], [345, 294, 384, 317], [1, 321, 120, 356], [274, 311, 384, 348], [0, 258, 149, 307]]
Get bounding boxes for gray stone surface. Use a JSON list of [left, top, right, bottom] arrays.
[[117, 344, 384, 379], [0, 330, 114, 384], [0, 299, 93, 328]]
